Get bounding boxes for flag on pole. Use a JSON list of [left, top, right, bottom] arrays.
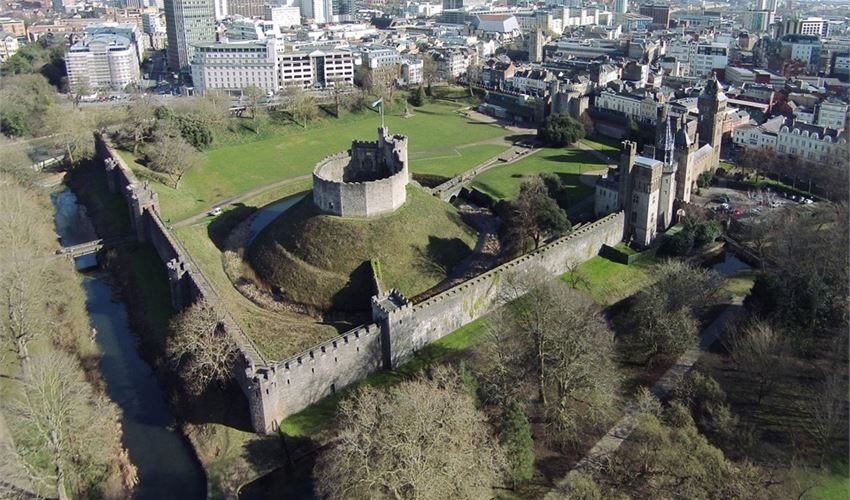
[[371, 97, 383, 108]]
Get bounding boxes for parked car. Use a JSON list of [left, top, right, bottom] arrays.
[[208, 207, 223, 216]]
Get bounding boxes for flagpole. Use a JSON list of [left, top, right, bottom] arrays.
[[380, 100, 384, 129]]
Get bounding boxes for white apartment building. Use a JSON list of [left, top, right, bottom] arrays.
[[595, 90, 660, 123], [358, 44, 403, 69], [191, 39, 354, 93], [665, 40, 728, 77], [191, 39, 279, 93], [65, 34, 141, 90], [691, 42, 728, 77], [301, 0, 331, 24], [401, 58, 423, 85], [0, 31, 19, 61], [278, 47, 354, 87], [264, 5, 300, 28], [732, 115, 785, 150], [816, 99, 848, 131], [776, 120, 847, 163], [223, 16, 281, 40]]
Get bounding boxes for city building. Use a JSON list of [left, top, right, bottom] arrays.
[[780, 34, 821, 71], [278, 46, 354, 88], [191, 39, 279, 93], [528, 29, 544, 63], [190, 39, 355, 93], [613, 0, 627, 14], [84, 23, 144, 65], [743, 9, 774, 33], [65, 34, 142, 90], [776, 119, 847, 163], [0, 18, 27, 38], [165, 0, 216, 72], [775, 17, 829, 38], [732, 115, 785, 150], [264, 6, 301, 28], [816, 98, 849, 130], [638, 4, 670, 28], [0, 31, 19, 61], [401, 58, 423, 85], [301, 0, 332, 23], [227, 0, 264, 18]]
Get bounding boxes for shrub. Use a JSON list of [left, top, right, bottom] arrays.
[[537, 113, 585, 147]]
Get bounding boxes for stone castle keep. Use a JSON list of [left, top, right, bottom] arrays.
[[312, 127, 409, 218]]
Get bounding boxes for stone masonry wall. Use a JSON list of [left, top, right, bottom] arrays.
[[380, 212, 626, 367], [263, 212, 626, 421]]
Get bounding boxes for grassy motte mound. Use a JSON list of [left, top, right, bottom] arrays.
[[248, 186, 477, 311]]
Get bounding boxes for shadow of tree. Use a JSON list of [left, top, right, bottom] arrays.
[[207, 202, 258, 250], [413, 236, 473, 278]]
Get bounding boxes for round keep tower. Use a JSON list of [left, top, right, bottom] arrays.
[[311, 127, 409, 218]]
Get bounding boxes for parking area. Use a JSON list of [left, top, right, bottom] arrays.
[[693, 185, 815, 218]]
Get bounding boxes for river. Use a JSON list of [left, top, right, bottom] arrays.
[[51, 188, 206, 500]]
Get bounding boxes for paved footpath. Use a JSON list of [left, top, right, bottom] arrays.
[[545, 297, 746, 499]]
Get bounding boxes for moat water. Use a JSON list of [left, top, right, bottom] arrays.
[[52, 188, 206, 500]]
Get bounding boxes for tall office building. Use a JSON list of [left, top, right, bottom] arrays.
[[301, 0, 332, 23], [165, 0, 216, 73], [638, 4, 670, 28], [613, 0, 628, 14], [214, 0, 227, 20]]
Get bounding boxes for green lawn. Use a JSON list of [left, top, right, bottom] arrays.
[[563, 255, 660, 305], [280, 316, 490, 438], [122, 102, 509, 222], [409, 143, 508, 178], [472, 147, 604, 201], [580, 137, 619, 160]]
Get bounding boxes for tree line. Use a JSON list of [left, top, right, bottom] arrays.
[[0, 167, 135, 498]]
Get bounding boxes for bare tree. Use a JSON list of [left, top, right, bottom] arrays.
[[166, 299, 238, 397], [328, 78, 353, 118], [806, 372, 849, 467], [283, 85, 318, 127], [1, 350, 123, 500], [493, 281, 620, 445], [192, 90, 230, 132], [626, 261, 718, 364], [364, 64, 400, 103], [45, 103, 94, 166], [0, 181, 53, 380], [315, 366, 505, 499], [146, 132, 202, 189], [465, 62, 482, 97], [241, 85, 266, 134], [121, 96, 157, 154], [725, 320, 788, 405]]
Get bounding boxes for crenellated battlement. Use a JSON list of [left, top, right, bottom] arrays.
[[312, 127, 409, 218]]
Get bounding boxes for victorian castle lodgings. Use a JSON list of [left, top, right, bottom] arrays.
[[595, 77, 727, 247]]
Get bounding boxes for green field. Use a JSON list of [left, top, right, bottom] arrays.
[[409, 143, 508, 179], [121, 102, 509, 221], [472, 147, 605, 202]]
